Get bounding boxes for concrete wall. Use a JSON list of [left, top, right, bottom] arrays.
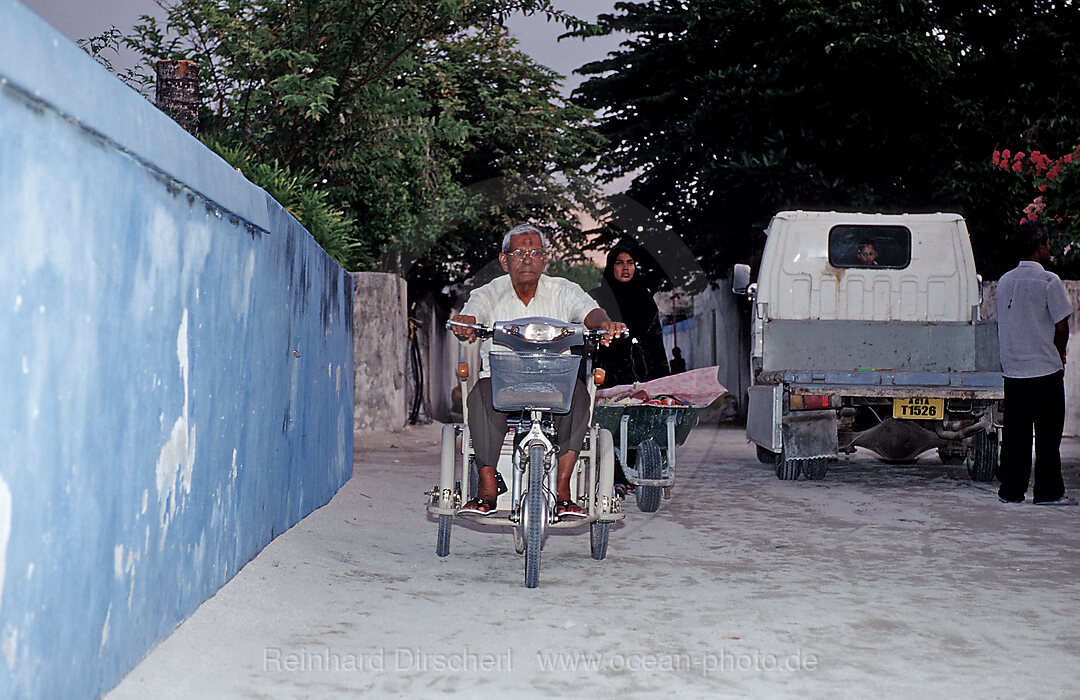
[[351, 273, 409, 432], [663, 283, 751, 412], [0, 3, 353, 698], [412, 296, 456, 423]]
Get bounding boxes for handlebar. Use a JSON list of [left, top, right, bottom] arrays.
[[444, 319, 493, 339], [445, 319, 628, 340], [587, 327, 630, 339], [447, 317, 630, 347]]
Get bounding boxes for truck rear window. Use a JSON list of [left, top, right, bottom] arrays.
[[828, 225, 911, 269]]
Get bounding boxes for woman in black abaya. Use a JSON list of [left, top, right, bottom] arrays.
[[590, 245, 671, 388], [590, 245, 672, 496]]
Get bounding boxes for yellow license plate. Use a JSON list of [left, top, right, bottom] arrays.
[[892, 397, 943, 420]]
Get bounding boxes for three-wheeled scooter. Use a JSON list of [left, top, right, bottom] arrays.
[[427, 316, 624, 588]]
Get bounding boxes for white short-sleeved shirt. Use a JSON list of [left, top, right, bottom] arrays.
[[996, 260, 1074, 378], [460, 274, 600, 374]]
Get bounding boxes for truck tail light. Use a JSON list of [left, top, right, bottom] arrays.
[[790, 394, 832, 410]]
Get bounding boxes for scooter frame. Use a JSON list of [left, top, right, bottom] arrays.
[[427, 320, 624, 587]]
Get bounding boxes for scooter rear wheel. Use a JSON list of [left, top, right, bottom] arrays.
[[590, 521, 609, 560]]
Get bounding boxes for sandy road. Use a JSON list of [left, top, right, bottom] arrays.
[[109, 421, 1080, 699]]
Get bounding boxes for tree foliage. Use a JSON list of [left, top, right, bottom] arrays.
[[202, 136, 369, 265], [573, 0, 1080, 279], [96, 0, 607, 291]]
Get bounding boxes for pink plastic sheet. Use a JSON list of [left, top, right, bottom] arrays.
[[596, 366, 728, 408]]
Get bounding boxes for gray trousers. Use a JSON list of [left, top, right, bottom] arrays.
[[466, 377, 591, 469]]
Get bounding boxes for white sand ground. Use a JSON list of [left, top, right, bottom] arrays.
[[107, 421, 1080, 699]]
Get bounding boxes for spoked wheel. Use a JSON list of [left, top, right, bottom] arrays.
[[436, 514, 452, 557], [590, 521, 610, 560], [969, 430, 998, 482], [635, 438, 663, 513], [524, 444, 546, 588], [468, 457, 479, 500]]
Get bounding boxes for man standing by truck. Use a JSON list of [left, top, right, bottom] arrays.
[[996, 220, 1076, 505]]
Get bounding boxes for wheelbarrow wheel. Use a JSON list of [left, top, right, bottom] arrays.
[[635, 438, 663, 513], [590, 521, 609, 560], [436, 514, 452, 557], [524, 444, 546, 588]]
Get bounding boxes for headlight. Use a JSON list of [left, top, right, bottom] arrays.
[[517, 322, 570, 341]]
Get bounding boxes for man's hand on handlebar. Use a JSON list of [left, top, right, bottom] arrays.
[[449, 314, 478, 343], [597, 321, 628, 347]]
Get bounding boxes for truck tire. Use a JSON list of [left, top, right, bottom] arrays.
[[802, 457, 828, 481], [776, 453, 801, 480], [969, 431, 998, 482]]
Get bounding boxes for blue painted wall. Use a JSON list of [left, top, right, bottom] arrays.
[[0, 2, 354, 697]]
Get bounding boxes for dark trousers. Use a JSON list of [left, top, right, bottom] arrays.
[[998, 371, 1066, 503], [466, 377, 590, 469]]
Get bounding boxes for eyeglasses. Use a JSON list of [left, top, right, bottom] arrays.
[[506, 249, 546, 260]]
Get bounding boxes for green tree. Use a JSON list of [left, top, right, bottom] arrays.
[[572, 1, 1080, 279], [402, 28, 608, 295], [101, 0, 606, 286]]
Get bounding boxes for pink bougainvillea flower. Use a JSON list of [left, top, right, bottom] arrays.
[[1002, 149, 1011, 161], [992, 150, 1001, 165]]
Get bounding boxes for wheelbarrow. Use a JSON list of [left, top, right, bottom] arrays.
[[592, 401, 699, 512]]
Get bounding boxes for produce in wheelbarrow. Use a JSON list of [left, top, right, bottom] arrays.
[[595, 367, 728, 511]]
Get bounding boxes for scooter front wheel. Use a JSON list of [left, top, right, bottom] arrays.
[[524, 443, 546, 588], [436, 514, 452, 557]]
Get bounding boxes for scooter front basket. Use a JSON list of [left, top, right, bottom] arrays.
[[489, 352, 580, 413]]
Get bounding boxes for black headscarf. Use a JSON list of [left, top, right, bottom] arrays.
[[589, 245, 670, 384], [591, 245, 661, 334]]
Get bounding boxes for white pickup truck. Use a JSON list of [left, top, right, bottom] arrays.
[[732, 211, 1003, 481]]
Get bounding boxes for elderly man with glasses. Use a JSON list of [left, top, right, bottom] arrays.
[[449, 224, 626, 519]]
